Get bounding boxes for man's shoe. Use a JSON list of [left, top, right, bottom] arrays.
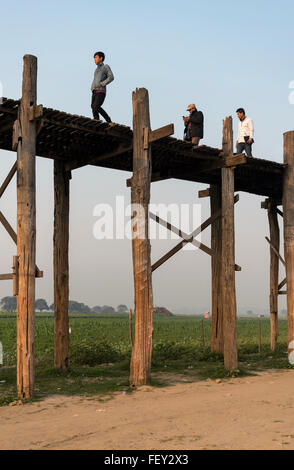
[[108, 122, 115, 127]]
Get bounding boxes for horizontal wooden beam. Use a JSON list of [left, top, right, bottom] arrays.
[[261, 198, 283, 210], [0, 270, 43, 282], [149, 124, 174, 143], [198, 188, 210, 198], [0, 273, 13, 280], [224, 153, 247, 167]]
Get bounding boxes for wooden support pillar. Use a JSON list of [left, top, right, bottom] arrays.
[[221, 117, 238, 370], [16, 55, 37, 399], [283, 131, 294, 358], [210, 185, 222, 351], [53, 161, 70, 370], [210, 183, 223, 354], [268, 199, 280, 352], [129, 88, 154, 386]]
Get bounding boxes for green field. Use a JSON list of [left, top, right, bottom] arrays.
[[0, 313, 292, 406]]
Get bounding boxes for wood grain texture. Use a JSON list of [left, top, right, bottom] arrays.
[[210, 183, 223, 354], [16, 55, 37, 399], [268, 200, 280, 351], [53, 160, 70, 370], [283, 131, 294, 356], [129, 89, 154, 386], [221, 117, 238, 370], [0, 97, 285, 200]]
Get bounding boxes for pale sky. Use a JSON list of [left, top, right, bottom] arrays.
[[0, 0, 293, 314]]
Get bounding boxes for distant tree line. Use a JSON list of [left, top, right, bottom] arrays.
[[0, 296, 128, 314]]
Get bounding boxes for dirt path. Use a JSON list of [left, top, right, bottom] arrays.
[[1, 370, 294, 450]]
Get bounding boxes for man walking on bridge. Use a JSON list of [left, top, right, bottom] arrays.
[[236, 108, 254, 157], [91, 51, 114, 125]]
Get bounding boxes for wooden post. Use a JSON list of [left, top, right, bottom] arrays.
[[201, 318, 206, 348], [16, 55, 37, 399], [268, 199, 279, 351], [210, 184, 223, 354], [221, 117, 238, 370], [129, 308, 134, 347], [283, 131, 294, 359], [129, 88, 154, 386], [53, 161, 70, 370], [259, 319, 262, 354]]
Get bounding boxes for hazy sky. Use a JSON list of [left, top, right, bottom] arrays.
[[0, 0, 293, 313]]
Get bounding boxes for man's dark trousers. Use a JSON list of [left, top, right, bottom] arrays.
[[91, 91, 111, 123], [237, 142, 253, 157]]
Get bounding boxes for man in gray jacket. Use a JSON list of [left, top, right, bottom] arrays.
[[91, 51, 114, 124]]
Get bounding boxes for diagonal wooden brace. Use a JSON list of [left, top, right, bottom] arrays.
[[149, 124, 174, 143], [265, 236, 285, 266], [278, 277, 287, 291], [150, 193, 241, 272], [0, 211, 43, 278], [0, 161, 17, 199]]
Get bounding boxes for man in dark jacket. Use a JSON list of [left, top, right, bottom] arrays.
[[183, 104, 204, 148]]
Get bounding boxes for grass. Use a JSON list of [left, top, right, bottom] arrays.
[[0, 313, 292, 406]]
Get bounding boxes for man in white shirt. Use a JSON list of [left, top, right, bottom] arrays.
[[236, 108, 254, 157]]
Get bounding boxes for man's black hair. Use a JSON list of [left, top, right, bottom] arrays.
[[236, 108, 245, 114], [94, 51, 105, 61]]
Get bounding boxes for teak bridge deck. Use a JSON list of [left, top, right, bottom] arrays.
[[0, 97, 284, 199], [1, 55, 293, 399]]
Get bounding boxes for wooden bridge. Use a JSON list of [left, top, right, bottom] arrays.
[[0, 97, 284, 198], [1, 55, 293, 399]]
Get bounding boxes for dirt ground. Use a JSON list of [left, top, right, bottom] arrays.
[[1, 369, 294, 450]]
